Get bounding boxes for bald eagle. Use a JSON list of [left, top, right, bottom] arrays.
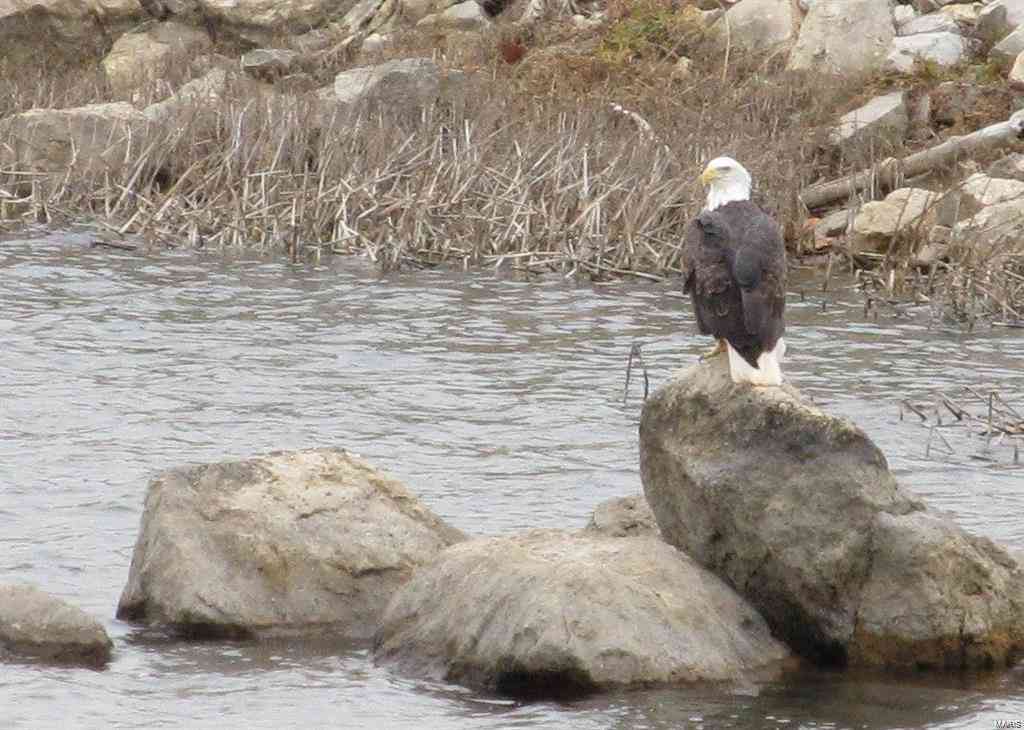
[[682, 157, 787, 386]]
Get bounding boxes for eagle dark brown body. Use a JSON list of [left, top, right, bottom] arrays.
[[682, 200, 787, 375]]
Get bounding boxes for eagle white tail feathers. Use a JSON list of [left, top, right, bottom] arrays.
[[725, 339, 785, 386]]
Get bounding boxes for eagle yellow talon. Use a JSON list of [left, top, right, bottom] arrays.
[[700, 339, 727, 361]]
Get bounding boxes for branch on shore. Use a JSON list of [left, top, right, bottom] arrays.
[[800, 110, 1024, 211]]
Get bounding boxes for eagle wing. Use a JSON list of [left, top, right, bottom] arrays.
[[682, 202, 786, 366]]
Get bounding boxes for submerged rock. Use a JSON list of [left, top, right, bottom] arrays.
[[640, 357, 1024, 670], [585, 495, 660, 538], [374, 529, 789, 695], [117, 447, 465, 639], [0, 584, 112, 667]]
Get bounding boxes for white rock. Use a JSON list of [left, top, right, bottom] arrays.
[[990, 26, 1024, 67], [708, 0, 797, 52], [884, 31, 967, 73], [851, 187, 939, 252], [829, 90, 908, 146], [788, 0, 895, 75], [954, 201, 1024, 255], [893, 4, 917, 26], [939, 2, 983, 26], [436, 0, 490, 29], [899, 12, 959, 35], [360, 32, 390, 54], [961, 172, 1024, 208]]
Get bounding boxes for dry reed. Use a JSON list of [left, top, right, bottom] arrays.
[[2, 24, 1023, 324]]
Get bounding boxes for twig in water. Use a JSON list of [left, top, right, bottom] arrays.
[[623, 342, 649, 404], [902, 400, 928, 421]]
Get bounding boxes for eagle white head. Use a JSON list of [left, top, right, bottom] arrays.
[[700, 156, 753, 211]]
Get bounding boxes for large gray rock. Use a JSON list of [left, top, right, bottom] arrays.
[[0, 0, 144, 65], [978, 0, 1024, 43], [707, 0, 797, 53], [884, 31, 968, 74], [330, 58, 455, 111], [990, 26, 1024, 67], [788, 0, 894, 76], [102, 22, 213, 98], [829, 91, 908, 147], [585, 495, 660, 538], [117, 447, 466, 639], [0, 585, 112, 667], [0, 102, 151, 179], [640, 358, 1024, 670], [374, 529, 789, 694]]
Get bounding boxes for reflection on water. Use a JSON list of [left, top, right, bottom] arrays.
[[1, 229, 1024, 729]]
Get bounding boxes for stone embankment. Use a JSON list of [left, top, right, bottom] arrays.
[[4, 0, 1024, 267]]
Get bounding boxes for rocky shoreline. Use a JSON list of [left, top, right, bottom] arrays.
[[2, 0, 1024, 325]]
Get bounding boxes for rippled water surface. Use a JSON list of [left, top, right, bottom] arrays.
[[3, 228, 1024, 729]]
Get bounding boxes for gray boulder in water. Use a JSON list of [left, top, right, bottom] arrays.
[[0, 584, 112, 667], [117, 447, 465, 639], [640, 356, 1024, 670], [584, 494, 661, 538], [373, 528, 790, 694]]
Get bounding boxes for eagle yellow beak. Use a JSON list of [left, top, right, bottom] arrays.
[[700, 166, 718, 186]]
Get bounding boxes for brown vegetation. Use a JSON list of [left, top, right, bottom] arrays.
[[1, 9, 1022, 323]]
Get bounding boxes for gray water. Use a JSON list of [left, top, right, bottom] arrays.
[[2, 227, 1024, 730]]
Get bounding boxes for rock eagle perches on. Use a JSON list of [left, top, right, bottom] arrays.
[[682, 157, 787, 386]]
